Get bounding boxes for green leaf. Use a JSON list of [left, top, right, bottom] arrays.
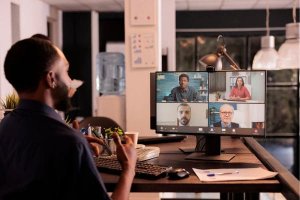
[[104, 127, 123, 138]]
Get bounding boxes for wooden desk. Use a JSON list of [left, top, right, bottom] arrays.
[[100, 136, 299, 200]]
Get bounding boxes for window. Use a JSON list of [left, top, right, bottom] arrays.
[[176, 35, 299, 136]]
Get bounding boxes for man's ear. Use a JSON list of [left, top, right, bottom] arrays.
[[45, 71, 56, 89]]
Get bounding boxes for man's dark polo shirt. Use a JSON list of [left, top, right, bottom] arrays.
[[0, 100, 110, 200]]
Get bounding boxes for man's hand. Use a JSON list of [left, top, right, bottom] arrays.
[[111, 132, 137, 200], [85, 136, 104, 157], [72, 120, 80, 129], [112, 132, 137, 172], [229, 96, 239, 100], [72, 120, 103, 157]]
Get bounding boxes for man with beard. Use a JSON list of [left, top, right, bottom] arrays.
[[0, 38, 137, 200], [213, 104, 239, 128], [168, 73, 200, 102], [30, 33, 80, 115], [177, 103, 191, 126]]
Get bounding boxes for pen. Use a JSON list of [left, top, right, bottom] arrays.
[[207, 170, 239, 177]]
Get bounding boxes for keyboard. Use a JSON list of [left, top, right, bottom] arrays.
[[94, 156, 172, 179]]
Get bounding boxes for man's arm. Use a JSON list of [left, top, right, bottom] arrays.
[[72, 120, 136, 200], [192, 87, 201, 101], [167, 87, 176, 101], [242, 87, 251, 100], [72, 120, 103, 156], [229, 87, 236, 99], [111, 133, 137, 200]]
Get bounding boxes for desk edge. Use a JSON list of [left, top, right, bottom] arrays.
[[242, 137, 300, 200]]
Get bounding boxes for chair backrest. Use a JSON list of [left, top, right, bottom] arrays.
[[79, 116, 123, 132]]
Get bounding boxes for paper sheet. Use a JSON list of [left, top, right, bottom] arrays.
[[193, 167, 278, 182]]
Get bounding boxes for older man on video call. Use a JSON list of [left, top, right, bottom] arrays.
[[213, 104, 239, 128], [0, 37, 136, 200]]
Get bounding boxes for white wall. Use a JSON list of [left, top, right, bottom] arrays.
[[91, 11, 99, 116], [234, 104, 265, 128], [124, 0, 161, 135], [161, 0, 176, 70], [0, 0, 50, 98], [19, 0, 49, 38]]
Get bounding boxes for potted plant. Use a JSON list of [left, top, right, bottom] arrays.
[[1, 92, 19, 116], [104, 127, 124, 138]]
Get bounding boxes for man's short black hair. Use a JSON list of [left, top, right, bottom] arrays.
[[31, 33, 51, 42], [4, 38, 59, 92], [179, 73, 189, 82]]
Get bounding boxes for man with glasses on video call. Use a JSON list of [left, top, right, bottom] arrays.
[[213, 104, 239, 128]]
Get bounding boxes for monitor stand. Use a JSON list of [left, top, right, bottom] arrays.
[[184, 135, 236, 162]]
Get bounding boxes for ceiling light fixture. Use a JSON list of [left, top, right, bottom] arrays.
[[277, 0, 300, 69], [252, 0, 279, 70]]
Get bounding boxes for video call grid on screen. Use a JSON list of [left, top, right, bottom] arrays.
[[155, 71, 266, 136]]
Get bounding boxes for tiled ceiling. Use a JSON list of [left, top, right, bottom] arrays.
[[40, 0, 299, 12]]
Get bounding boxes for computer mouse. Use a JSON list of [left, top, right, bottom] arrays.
[[168, 168, 190, 180]]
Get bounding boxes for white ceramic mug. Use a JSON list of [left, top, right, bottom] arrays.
[[124, 131, 139, 147]]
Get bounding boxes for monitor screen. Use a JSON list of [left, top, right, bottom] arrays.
[[155, 70, 266, 137]]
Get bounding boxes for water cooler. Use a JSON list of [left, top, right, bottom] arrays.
[[96, 52, 126, 129]]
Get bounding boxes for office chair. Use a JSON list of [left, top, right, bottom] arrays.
[[79, 116, 123, 133]]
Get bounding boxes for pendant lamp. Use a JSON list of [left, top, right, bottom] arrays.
[[277, 22, 300, 69], [252, 0, 279, 70], [277, 0, 300, 69]]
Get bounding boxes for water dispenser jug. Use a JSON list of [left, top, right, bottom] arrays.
[[96, 52, 125, 95]]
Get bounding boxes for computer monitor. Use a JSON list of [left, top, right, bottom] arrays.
[[155, 70, 266, 161], [150, 72, 156, 130]]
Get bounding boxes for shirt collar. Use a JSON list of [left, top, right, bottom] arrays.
[[17, 99, 64, 122], [180, 86, 189, 92], [221, 121, 231, 128]]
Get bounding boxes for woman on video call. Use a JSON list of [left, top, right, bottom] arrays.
[[229, 77, 251, 100]]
